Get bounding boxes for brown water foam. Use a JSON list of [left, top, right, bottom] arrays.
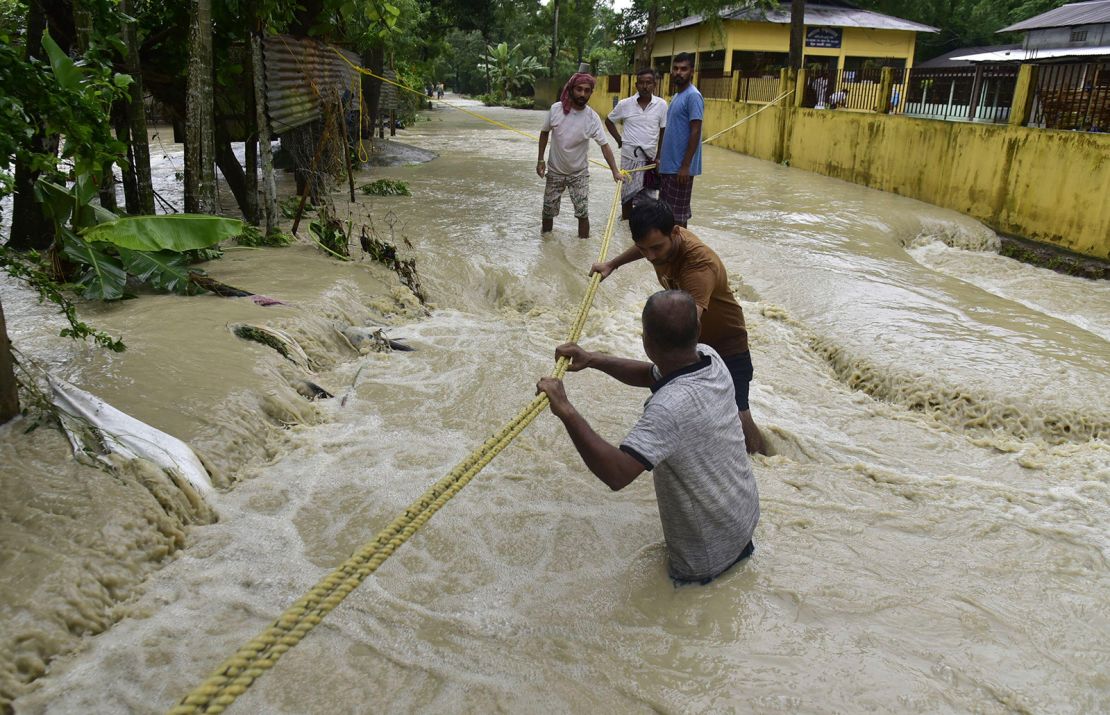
[[762, 304, 1109, 444], [0, 249, 427, 707]]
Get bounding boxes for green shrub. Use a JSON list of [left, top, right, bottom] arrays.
[[360, 179, 411, 197], [235, 224, 293, 247]]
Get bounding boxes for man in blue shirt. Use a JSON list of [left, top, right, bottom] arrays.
[[657, 52, 703, 227]]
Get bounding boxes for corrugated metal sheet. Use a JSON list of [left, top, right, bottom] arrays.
[[952, 46, 1110, 62], [1001, 0, 1110, 32], [917, 44, 1022, 68], [378, 68, 400, 113], [262, 35, 361, 134], [624, 2, 938, 40]]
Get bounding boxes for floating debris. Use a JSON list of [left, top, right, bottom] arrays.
[[231, 324, 312, 369], [359, 179, 411, 196], [339, 326, 412, 354], [294, 379, 334, 401]]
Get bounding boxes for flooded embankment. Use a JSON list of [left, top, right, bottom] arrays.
[[2, 99, 1108, 713]]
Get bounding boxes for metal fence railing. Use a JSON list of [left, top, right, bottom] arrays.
[[1030, 61, 1109, 132], [593, 62, 1107, 132], [700, 73, 733, 100], [894, 66, 1018, 123], [802, 67, 899, 111], [738, 76, 781, 103], [696, 71, 782, 102]]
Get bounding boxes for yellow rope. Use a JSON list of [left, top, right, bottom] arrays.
[[701, 89, 796, 145], [170, 177, 625, 715]]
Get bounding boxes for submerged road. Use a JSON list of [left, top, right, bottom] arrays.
[[3, 99, 1108, 713]]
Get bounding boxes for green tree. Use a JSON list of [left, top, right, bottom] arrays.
[[479, 41, 546, 99], [855, 0, 1070, 58]]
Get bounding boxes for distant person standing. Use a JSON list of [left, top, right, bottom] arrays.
[[605, 68, 667, 220], [537, 71, 624, 238], [437, 82, 445, 99], [656, 52, 703, 228]]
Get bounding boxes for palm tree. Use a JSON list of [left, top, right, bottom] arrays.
[[479, 43, 546, 100]]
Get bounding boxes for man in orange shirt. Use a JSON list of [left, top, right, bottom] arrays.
[[591, 198, 767, 454]]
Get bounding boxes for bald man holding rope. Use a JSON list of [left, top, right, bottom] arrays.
[[537, 290, 760, 584]]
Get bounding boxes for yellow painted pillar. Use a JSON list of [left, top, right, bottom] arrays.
[[776, 68, 796, 165], [877, 67, 894, 113], [1009, 64, 1037, 126], [795, 68, 807, 107], [730, 70, 741, 102], [778, 67, 792, 100]]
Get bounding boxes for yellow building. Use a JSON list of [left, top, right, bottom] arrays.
[[635, 1, 937, 81]]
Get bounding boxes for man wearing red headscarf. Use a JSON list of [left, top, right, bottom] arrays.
[[537, 71, 624, 238]]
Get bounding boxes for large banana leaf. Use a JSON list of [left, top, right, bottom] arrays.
[[118, 248, 194, 295], [35, 179, 118, 228], [42, 32, 80, 92], [61, 232, 127, 300], [82, 214, 243, 253]]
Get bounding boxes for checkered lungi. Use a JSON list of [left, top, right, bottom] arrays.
[[542, 172, 590, 219], [620, 146, 656, 204], [659, 174, 695, 223]]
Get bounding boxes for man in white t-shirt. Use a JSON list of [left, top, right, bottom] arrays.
[[605, 68, 667, 219], [537, 71, 624, 238]]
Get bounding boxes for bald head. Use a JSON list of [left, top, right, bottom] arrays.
[[642, 290, 699, 354]]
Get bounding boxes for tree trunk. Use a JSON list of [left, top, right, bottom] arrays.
[[635, 1, 659, 70], [789, 0, 805, 70], [9, 0, 56, 251], [113, 102, 140, 213], [550, 0, 559, 76], [214, 135, 250, 216], [71, 0, 119, 213], [0, 297, 19, 425], [244, 138, 258, 224], [361, 46, 384, 138], [119, 0, 155, 214], [185, 0, 217, 213], [251, 29, 277, 236]]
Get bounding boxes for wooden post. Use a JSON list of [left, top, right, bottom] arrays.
[[1009, 64, 1037, 126], [251, 31, 276, 236], [0, 297, 19, 425], [339, 94, 355, 202], [390, 110, 397, 136]]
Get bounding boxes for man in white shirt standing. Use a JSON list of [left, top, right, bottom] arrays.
[[605, 68, 667, 220], [538, 71, 624, 238]]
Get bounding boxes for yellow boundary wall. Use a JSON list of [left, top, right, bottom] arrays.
[[590, 89, 1110, 259]]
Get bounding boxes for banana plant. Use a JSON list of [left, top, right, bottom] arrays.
[[479, 43, 546, 100], [37, 178, 243, 300]]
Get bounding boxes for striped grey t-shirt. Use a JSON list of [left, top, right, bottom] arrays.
[[620, 345, 759, 581]]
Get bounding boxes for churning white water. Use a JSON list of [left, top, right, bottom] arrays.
[[2, 99, 1107, 714]]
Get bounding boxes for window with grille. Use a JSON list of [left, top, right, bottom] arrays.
[[1070, 29, 1088, 42]]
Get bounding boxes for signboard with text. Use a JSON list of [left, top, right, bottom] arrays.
[[805, 27, 843, 49]]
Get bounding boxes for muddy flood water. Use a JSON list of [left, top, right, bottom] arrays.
[[2, 99, 1108, 713]]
